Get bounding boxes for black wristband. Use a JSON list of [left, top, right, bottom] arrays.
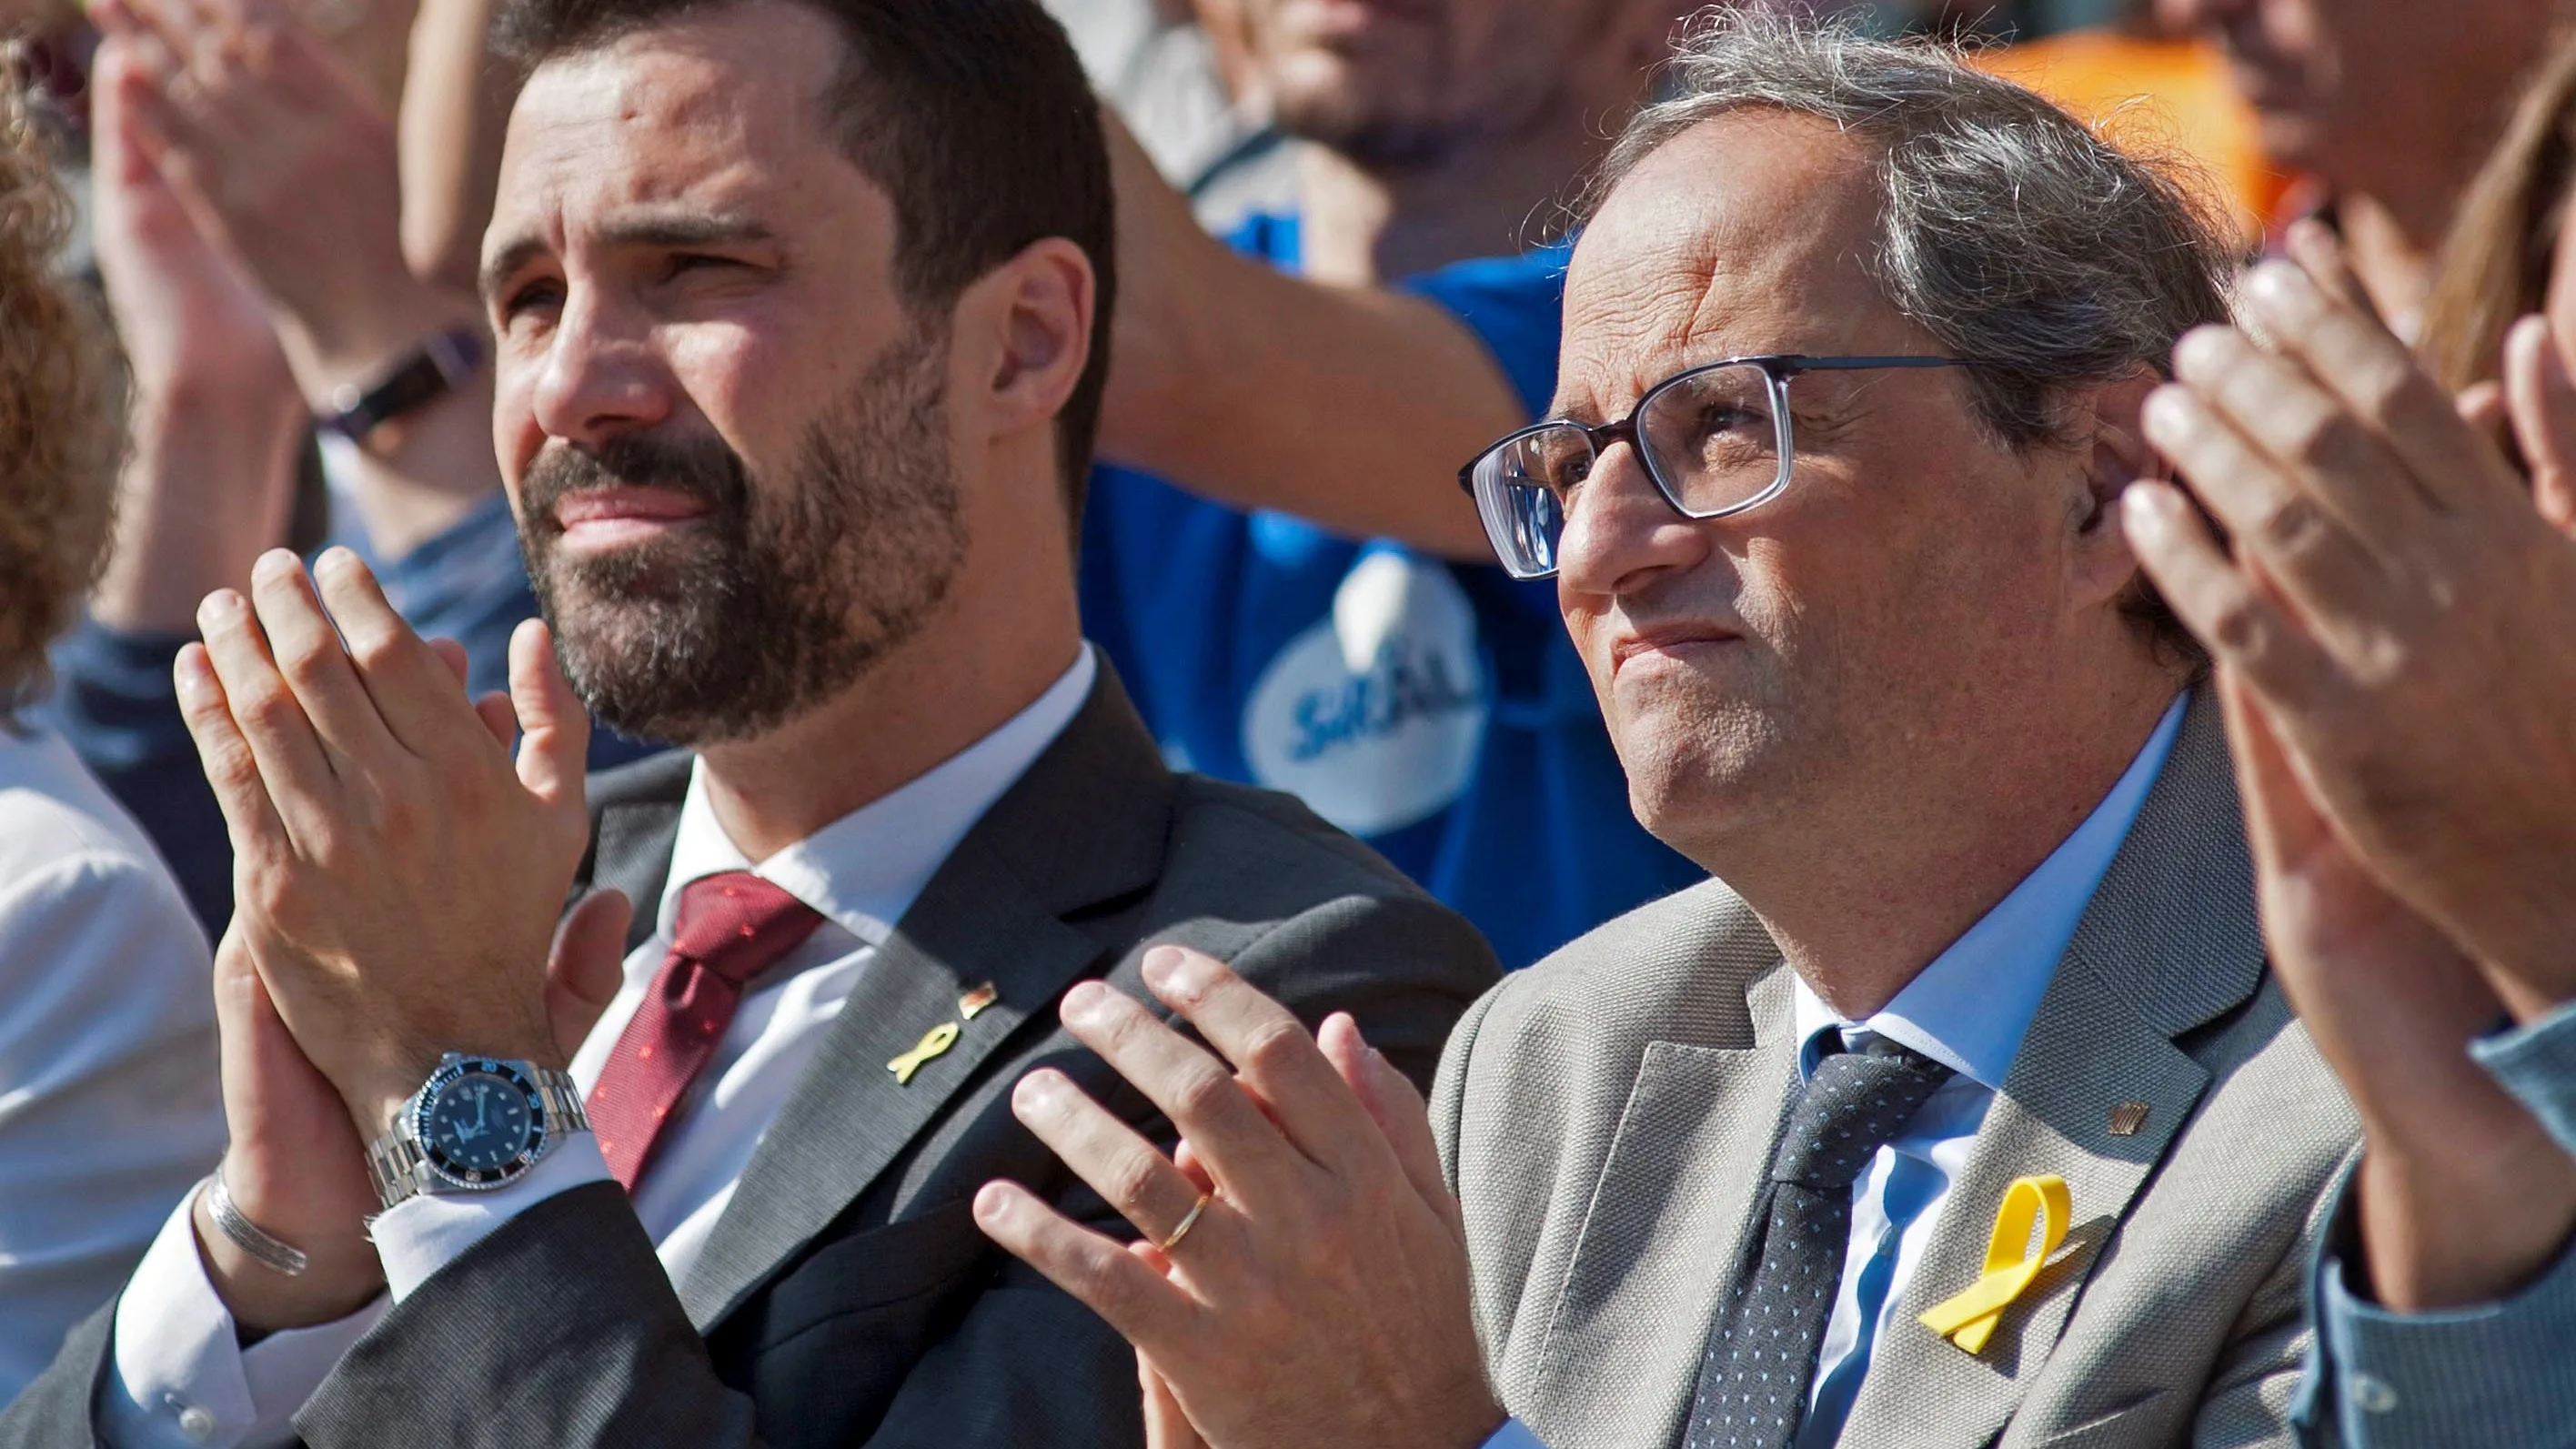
[[317, 327, 485, 441]]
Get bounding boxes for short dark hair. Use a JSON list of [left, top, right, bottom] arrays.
[[493, 0, 1116, 519]]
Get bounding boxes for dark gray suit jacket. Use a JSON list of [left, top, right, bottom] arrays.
[[3, 668, 1502, 1448]]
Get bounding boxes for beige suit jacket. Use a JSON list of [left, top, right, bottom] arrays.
[[1431, 690, 2361, 1449]]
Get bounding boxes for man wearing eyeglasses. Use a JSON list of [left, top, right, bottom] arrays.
[[975, 14, 2363, 1449]]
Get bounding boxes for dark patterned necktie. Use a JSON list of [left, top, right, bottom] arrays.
[[1682, 1034, 1955, 1449]]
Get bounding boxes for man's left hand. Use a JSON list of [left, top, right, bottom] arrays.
[[973, 946, 1504, 1449], [177, 547, 596, 1134]]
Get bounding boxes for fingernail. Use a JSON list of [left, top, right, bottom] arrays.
[[2169, 326, 2234, 375], [173, 648, 213, 703], [1013, 1070, 1066, 1108], [972, 1182, 1016, 1225], [2140, 386, 2195, 436], [1141, 944, 1184, 987], [1152, 949, 1213, 1000], [2245, 259, 2308, 305], [2121, 483, 2179, 538], [1061, 981, 1113, 1026], [198, 589, 244, 624], [316, 546, 364, 579]]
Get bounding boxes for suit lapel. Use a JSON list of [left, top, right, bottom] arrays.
[[578, 751, 694, 956], [1837, 690, 2265, 1447], [1523, 922, 1799, 1449], [667, 668, 1178, 1330]]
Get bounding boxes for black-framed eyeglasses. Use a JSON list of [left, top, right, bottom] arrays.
[[1457, 354, 1987, 580]]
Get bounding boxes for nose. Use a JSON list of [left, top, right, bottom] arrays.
[[1553, 441, 1712, 603], [519, 285, 676, 450]]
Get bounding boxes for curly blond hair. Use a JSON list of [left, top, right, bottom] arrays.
[[0, 65, 119, 719]]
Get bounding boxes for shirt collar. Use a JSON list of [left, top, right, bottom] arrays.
[[1792, 690, 2189, 1091], [655, 646, 1098, 949]]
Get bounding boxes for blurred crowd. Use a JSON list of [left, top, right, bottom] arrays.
[[0, 0, 2562, 1444]]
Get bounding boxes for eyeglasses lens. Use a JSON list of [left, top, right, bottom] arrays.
[[1466, 364, 1788, 580], [1639, 364, 1785, 516]]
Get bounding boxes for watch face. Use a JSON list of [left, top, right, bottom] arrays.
[[415, 1059, 548, 1188]]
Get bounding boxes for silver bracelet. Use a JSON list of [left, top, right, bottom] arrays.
[[202, 1162, 310, 1277]]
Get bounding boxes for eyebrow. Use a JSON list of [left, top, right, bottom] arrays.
[[479, 211, 780, 304]]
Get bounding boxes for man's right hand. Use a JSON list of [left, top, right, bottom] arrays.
[[2216, 674, 2576, 1313], [2125, 241, 2576, 1020]]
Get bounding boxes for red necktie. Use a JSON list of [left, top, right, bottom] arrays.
[[587, 871, 825, 1190]]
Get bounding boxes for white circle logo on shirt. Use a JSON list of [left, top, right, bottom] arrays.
[[1241, 551, 1488, 837]]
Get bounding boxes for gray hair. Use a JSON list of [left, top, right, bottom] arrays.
[[1577, 7, 2237, 668], [1584, 7, 2239, 452]]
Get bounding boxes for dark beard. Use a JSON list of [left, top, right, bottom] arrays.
[[517, 324, 964, 747]]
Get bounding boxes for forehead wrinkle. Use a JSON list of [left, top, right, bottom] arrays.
[[1557, 129, 1915, 427], [493, 41, 833, 288]]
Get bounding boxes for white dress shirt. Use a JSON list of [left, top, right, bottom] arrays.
[[105, 648, 1096, 1449], [1482, 690, 2185, 1449], [0, 724, 224, 1404]]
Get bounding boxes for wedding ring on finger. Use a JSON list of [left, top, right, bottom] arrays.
[[1157, 1192, 1212, 1253]]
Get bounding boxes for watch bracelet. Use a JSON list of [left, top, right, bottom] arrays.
[[204, 1162, 310, 1277]]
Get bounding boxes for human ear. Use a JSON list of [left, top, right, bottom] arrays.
[[2067, 367, 2164, 609], [964, 236, 1097, 450]]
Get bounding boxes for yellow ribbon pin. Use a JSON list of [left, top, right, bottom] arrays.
[[1917, 1174, 2071, 1354], [888, 1021, 962, 1085]]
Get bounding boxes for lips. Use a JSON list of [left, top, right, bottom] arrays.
[[548, 486, 712, 550], [1609, 623, 1742, 672]]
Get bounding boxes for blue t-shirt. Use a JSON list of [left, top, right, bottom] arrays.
[[1080, 214, 1702, 968]]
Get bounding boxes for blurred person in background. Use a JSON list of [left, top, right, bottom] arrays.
[[1083, 0, 1708, 969], [0, 65, 224, 1399], [2157, 0, 2568, 340], [48, 0, 654, 937], [1043, 0, 1299, 230], [1972, 1, 2287, 247], [2419, 33, 2576, 405]]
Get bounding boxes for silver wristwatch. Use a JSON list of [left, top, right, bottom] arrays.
[[366, 1053, 589, 1211]]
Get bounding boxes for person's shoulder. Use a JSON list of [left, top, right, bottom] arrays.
[[1152, 772, 1504, 1031], [0, 726, 188, 901], [1160, 770, 1452, 918], [1472, 876, 1773, 1046]]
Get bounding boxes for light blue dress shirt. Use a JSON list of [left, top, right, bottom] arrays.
[[1478, 694, 2185, 1449]]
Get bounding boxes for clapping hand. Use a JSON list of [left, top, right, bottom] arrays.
[[92, 0, 466, 406], [2214, 673, 2576, 1310], [2124, 230, 2576, 1309], [973, 947, 1504, 1449], [183, 569, 632, 1328], [178, 548, 627, 1139], [2123, 230, 2576, 1021]]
